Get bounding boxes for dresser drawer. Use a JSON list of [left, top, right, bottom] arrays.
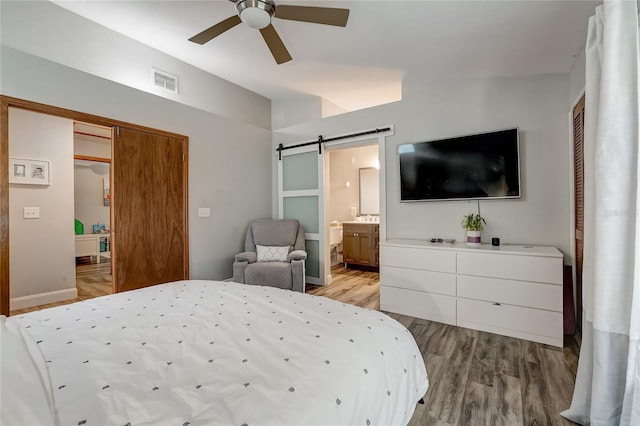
[[457, 298, 562, 347], [381, 266, 456, 296], [458, 275, 562, 312], [381, 286, 456, 326], [381, 246, 456, 273], [457, 252, 562, 284]]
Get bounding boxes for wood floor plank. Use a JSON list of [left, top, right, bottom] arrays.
[[539, 346, 577, 426], [491, 373, 524, 426], [409, 353, 447, 426], [459, 382, 492, 426], [416, 321, 451, 358], [496, 335, 522, 379], [428, 326, 477, 425], [468, 330, 498, 387], [521, 359, 554, 426], [307, 265, 379, 310]]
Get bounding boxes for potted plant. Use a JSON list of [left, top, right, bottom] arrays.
[[462, 213, 486, 246]]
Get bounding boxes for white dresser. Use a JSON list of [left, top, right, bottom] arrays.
[[380, 239, 564, 347]]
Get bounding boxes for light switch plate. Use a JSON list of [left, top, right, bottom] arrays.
[[24, 207, 40, 219], [198, 207, 211, 218]]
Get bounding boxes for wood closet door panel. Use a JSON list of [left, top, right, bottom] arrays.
[[113, 127, 188, 292]]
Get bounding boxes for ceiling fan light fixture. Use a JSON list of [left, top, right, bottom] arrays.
[[236, 0, 275, 30]]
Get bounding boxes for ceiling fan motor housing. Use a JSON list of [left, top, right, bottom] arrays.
[[235, 0, 276, 29]]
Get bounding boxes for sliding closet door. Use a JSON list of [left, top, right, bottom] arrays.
[[112, 127, 188, 292]]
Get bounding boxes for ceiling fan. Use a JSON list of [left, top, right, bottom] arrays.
[[188, 0, 350, 65]]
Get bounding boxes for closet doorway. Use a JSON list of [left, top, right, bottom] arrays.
[[1, 96, 189, 316], [73, 122, 113, 301]]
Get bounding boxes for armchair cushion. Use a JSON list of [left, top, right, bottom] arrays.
[[245, 262, 292, 290], [256, 245, 289, 262]]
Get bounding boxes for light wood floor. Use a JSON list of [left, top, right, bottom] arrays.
[[13, 263, 579, 425], [10, 256, 112, 316], [309, 265, 580, 426], [306, 264, 380, 310]]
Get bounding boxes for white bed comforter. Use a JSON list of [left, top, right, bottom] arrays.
[[2, 280, 428, 426]]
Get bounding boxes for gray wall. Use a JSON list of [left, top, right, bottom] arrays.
[[274, 74, 573, 263], [2, 46, 272, 289], [1, 0, 271, 130], [9, 108, 76, 299], [569, 46, 587, 106], [328, 145, 379, 222]]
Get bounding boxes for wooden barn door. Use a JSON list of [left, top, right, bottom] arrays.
[[112, 127, 188, 292], [573, 96, 585, 333]]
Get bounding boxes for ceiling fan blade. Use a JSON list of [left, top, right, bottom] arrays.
[[188, 15, 242, 45], [275, 5, 349, 27], [259, 24, 292, 64]]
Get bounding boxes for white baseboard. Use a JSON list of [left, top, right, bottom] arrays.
[[10, 288, 78, 311]]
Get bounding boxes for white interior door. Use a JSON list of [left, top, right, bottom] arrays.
[[278, 145, 325, 286]]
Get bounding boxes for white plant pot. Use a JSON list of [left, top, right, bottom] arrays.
[[466, 230, 482, 246]]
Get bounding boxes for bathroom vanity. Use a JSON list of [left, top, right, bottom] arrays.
[[343, 222, 379, 269]]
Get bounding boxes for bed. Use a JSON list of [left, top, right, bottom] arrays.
[[1, 280, 428, 425]]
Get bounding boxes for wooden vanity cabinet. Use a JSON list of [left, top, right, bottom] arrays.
[[343, 223, 379, 269]]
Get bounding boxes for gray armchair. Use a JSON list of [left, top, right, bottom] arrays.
[[233, 219, 307, 292]]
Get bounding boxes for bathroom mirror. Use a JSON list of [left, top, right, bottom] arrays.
[[359, 167, 380, 215]]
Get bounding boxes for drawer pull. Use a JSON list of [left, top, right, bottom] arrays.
[[492, 302, 502, 306]]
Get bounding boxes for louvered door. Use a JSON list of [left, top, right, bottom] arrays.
[[573, 96, 585, 332]]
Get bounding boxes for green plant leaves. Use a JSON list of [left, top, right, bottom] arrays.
[[461, 213, 486, 231]]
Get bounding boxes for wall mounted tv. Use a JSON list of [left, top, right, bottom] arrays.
[[398, 128, 521, 202]]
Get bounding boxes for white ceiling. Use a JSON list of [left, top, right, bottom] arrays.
[[51, 0, 599, 112]]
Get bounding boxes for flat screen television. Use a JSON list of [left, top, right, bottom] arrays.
[[398, 128, 521, 202]]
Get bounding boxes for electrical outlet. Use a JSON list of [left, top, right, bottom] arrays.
[[23, 207, 40, 219], [198, 207, 211, 218]]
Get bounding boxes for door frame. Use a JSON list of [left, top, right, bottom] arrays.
[[276, 126, 393, 287], [74, 152, 113, 285], [323, 129, 391, 284], [0, 95, 190, 315]]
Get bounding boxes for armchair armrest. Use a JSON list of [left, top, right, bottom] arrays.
[[235, 251, 257, 264], [288, 250, 307, 262]]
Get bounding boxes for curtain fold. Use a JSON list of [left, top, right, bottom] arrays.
[[561, 1, 640, 425]]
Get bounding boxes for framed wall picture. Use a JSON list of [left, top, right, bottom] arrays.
[[9, 158, 51, 185]]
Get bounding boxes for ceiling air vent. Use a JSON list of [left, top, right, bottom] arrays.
[[153, 68, 178, 94]]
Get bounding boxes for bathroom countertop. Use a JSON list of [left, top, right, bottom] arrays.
[[341, 220, 379, 224]]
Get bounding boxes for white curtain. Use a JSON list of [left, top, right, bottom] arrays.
[[561, 1, 640, 425]]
